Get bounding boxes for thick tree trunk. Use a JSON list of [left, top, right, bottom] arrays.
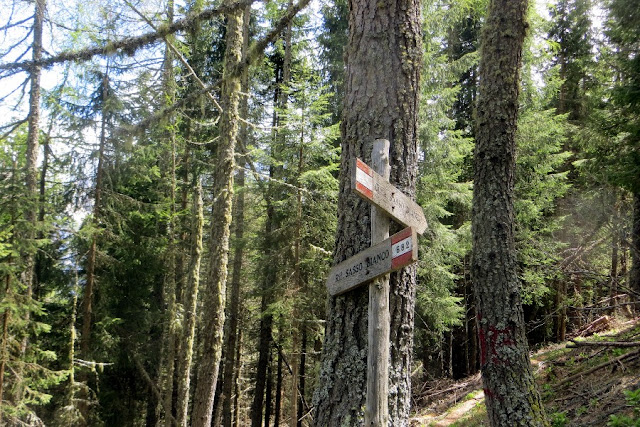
[[23, 0, 45, 276], [13, 0, 46, 411], [312, 0, 422, 425], [630, 192, 640, 305], [471, 0, 548, 425], [190, 3, 244, 425]]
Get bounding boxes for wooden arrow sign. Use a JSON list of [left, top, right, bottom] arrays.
[[351, 158, 428, 235], [326, 227, 418, 296]]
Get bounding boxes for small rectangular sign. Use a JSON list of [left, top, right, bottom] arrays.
[[351, 158, 428, 235], [326, 227, 418, 296], [354, 158, 374, 198]]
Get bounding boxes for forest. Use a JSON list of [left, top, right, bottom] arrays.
[[0, 0, 638, 425]]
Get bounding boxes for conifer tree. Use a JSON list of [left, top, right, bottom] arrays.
[[191, 2, 245, 425], [471, 0, 548, 424], [605, 0, 640, 300], [313, 0, 422, 424]]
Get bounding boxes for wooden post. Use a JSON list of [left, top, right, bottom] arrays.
[[365, 139, 390, 426]]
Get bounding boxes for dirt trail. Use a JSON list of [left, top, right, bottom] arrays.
[[411, 390, 484, 426]]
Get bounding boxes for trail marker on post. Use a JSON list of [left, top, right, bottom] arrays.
[[325, 226, 418, 296], [325, 140, 426, 426], [351, 158, 428, 235]]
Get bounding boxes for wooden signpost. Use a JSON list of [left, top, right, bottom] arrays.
[[326, 226, 418, 296], [326, 140, 427, 426], [351, 157, 428, 235]]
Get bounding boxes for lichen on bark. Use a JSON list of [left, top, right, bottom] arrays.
[[312, 0, 422, 425]]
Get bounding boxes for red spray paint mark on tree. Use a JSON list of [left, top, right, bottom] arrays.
[[477, 313, 516, 367]]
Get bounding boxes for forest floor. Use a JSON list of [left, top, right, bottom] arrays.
[[410, 316, 640, 426]]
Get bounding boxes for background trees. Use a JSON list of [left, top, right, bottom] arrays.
[[0, 0, 638, 425]]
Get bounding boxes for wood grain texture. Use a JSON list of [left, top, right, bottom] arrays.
[[351, 158, 427, 234], [366, 139, 391, 426], [326, 227, 418, 296]]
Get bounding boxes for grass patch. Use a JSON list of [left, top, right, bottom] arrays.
[[449, 401, 487, 427]]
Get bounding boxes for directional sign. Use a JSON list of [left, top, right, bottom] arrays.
[[326, 227, 418, 296], [351, 158, 428, 235]]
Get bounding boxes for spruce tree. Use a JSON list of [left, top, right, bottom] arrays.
[[472, 0, 548, 424]]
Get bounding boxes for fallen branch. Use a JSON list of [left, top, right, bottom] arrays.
[[574, 315, 611, 337], [567, 340, 640, 348], [556, 349, 640, 388]]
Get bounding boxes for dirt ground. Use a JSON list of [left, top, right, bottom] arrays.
[[410, 317, 640, 426]]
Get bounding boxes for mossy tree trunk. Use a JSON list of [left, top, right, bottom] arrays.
[[191, 2, 244, 425], [221, 10, 251, 427], [175, 183, 204, 427], [312, 0, 422, 425], [471, 0, 548, 425]]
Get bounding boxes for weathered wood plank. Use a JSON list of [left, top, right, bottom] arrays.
[[366, 139, 391, 427], [351, 158, 428, 235], [326, 226, 418, 296]]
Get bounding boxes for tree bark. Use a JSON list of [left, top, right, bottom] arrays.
[[81, 71, 108, 359], [175, 183, 204, 427], [471, 0, 548, 425], [274, 347, 283, 427], [297, 329, 306, 427], [251, 273, 274, 427], [160, 2, 179, 421], [190, 2, 244, 425], [222, 8, 251, 427], [312, 0, 422, 425]]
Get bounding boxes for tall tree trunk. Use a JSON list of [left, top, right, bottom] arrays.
[[274, 347, 283, 427], [81, 72, 108, 359], [290, 338, 298, 427], [265, 354, 273, 427], [252, 11, 292, 425], [233, 327, 243, 427], [222, 8, 251, 427], [18, 0, 45, 395], [610, 206, 620, 310], [312, 0, 422, 425], [160, 1, 179, 422], [471, 0, 548, 425], [296, 329, 306, 427], [23, 0, 45, 282], [191, 2, 244, 425], [176, 183, 204, 427], [251, 267, 274, 427], [630, 192, 640, 305]]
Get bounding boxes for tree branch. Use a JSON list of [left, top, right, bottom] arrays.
[[0, 0, 255, 72], [115, 0, 311, 137]]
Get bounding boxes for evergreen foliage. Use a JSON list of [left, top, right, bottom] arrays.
[[0, 0, 638, 424]]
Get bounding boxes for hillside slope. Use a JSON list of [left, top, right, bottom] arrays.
[[411, 317, 640, 426]]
